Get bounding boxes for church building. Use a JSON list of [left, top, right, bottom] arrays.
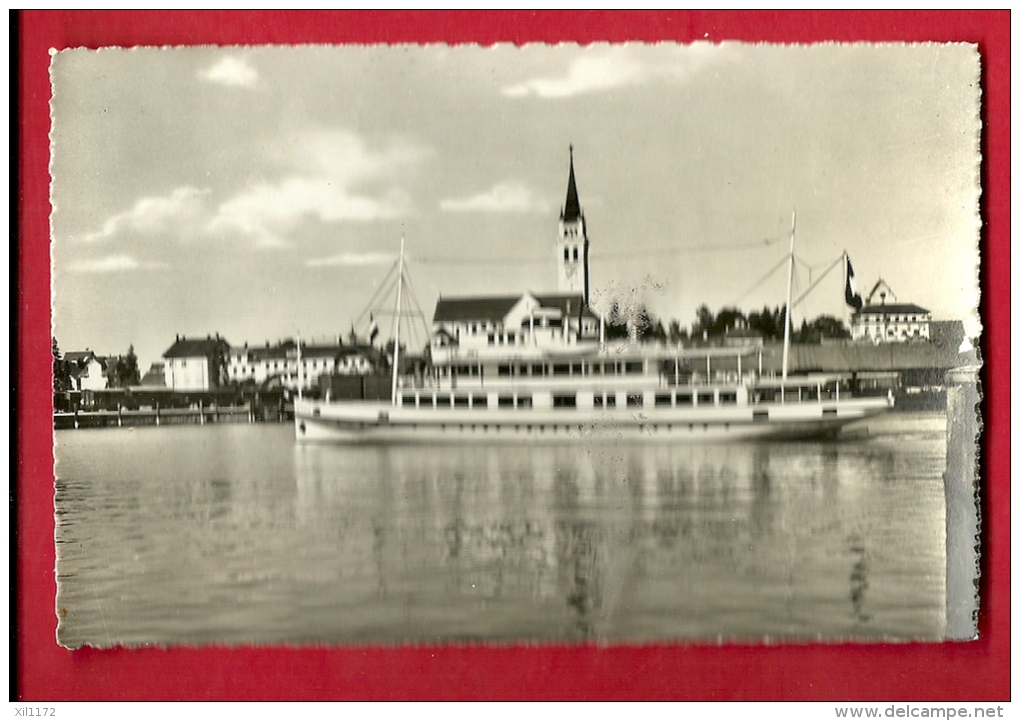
[[430, 149, 599, 365]]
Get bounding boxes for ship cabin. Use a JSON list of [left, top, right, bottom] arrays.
[[399, 342, 855, 414]]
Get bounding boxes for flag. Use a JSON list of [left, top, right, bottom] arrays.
[[368, 314, 379, 344], [844, 255, 863, 310]]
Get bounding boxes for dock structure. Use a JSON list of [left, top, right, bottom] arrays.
[[54, 404, 258, 430]]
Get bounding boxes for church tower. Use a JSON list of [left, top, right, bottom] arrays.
[[557, 146, 590, 305]]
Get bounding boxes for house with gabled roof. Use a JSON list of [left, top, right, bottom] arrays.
[[849, 279, 932, 343], [63, 350, 108, 392], [431, 291, 600, 364], [162, 334, 231, 391]]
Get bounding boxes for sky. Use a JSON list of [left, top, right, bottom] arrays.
[[50, 43, 982, 370]]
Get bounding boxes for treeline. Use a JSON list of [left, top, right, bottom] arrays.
[[600, 302, 850, 344], [689, 305, 850, 343]]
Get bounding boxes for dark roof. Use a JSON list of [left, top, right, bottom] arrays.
[[433, 293, 596, 323], [856, 303, 930, 316], [302, 345, 344, 359], [560, 147, 582, 223], [64, 350, 98, 364], [163, 336, 231, 358], [139, 364, 166, 387], [532, 293, 598, 320], [433, 295, 522, 323]]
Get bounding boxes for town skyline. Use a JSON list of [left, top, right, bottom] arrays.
[[50, 43, 982, 369]]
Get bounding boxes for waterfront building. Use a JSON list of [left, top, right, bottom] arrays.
[[63, 350, 108, 392], [162, 335, 231, 391], [139, 362, 166, 387], [227, 339, 381, 391], [851, 302, 932, 343]]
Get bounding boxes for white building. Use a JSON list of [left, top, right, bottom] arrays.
[[162, 335, 231, 391], [431, 292, 600, 366], [227, 340, 380, 391], [851, 302, 932, 342], [64, 350, 108, 392]]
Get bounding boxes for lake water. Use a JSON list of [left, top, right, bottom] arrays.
[[54, 413, 948, 648]]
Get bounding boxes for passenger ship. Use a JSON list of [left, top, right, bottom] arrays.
[[294, 152, 893, 443], [294, 350, 893, 443]]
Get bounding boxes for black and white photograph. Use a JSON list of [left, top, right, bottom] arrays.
[[50, 42, 982, 649]]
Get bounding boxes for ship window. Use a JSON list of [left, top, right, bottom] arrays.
[[605, 394, 617, 408], [564, 248, 570, 261], [517, 365, 529, 377], [591, 363, 602, 375], [517, 395, 533, 408], [498, 395, 515, 408], [507, 333, 516, 344], [454, 395, 469, 408], [625, 361, 644, 375], [571, 363, 583, 375], [655, 393, 672, 407], [532, 364, 545, 376], [436, 394, 452, 407], [498, 364, 512, 377], [676, 393, 692, 406], [553, 363, 570, 376], [573, 247, 579, 261], [548, 318, 563, 328], [472, 394, 488, 409], [627, 394, 644, 408], [401, 394, 416, 407], [719, 392, 737, 404], [697, 392, 715, 406], [553, 394, 577, 409], [593, 395, 604, 408]]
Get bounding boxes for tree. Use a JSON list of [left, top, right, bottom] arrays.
[[52, 337, 72, 393], [106, 345, 143, 389], [691, 304, 715, 339], [794, 315, 851, 344], [118, 345, 141, 387], [714, 307, 747, 335]]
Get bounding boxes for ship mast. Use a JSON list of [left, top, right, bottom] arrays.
[[390, 236, 405, 406], [781, 210, 796, 380]]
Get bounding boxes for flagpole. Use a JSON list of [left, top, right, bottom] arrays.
[[781, 210, 796, 381], [390, 236, 405, 406], [296, 331, 303, 401]]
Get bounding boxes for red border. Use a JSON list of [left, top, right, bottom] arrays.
[[17, 11, 1009, 701]]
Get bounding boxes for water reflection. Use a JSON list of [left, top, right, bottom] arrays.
[[54, 415, 947, 647], [291, 423, 947, 642]]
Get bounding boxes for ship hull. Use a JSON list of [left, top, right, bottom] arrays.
[[293, 397, 892, 444]]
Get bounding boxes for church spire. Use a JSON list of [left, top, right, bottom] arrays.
[[561, 144, 582, 222], [556, 145, 589, 305]]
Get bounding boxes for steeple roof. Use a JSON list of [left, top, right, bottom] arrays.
[[561, 145, 582, 222]]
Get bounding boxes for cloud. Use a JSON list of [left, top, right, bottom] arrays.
[[67, 255, 166, 273], [440, 182, 545, 213], [306, 252, 395, 268], [503, 45, 721, 99], [81, 186, 210, 243], [205, 130, 430, 247], [79, 130, 429, 251], [198, 56, 258, 88]]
